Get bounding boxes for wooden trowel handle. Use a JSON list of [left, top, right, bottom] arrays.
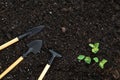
[[38, 64, 50, 80], [0, 37, 19, 51], [0, 56, 24, 79]]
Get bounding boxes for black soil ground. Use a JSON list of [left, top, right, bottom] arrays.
[[0, 0, 120, 80]]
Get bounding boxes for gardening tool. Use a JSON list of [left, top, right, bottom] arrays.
[[38, 49, 62, 80], [0, 40, 43, 79], [0, 25, 44, 51]]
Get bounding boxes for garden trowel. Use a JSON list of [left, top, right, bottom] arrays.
[[0, 40, 43, 79], [0, 25, 44, 51]]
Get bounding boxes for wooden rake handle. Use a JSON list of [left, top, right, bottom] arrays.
[[0, 37, 19, 51], [0, 56, 24, 79], [38, 64, 50, 80]]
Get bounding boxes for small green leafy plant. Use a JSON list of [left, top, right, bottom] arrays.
[[84, 56, 91, 64], [89, 43, 99, 54], [93, 57, 99, 63], [99, 59, 108, 69], [77, 42, 108, 69], [77, 55, 85, 61]]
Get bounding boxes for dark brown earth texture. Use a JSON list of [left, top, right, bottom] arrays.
[[0, 0, 120, 80]]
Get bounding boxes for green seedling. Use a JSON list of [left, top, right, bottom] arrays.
[[77, 55, 85, 61], [89, 43, 99, 54], [93, 57, 99, 63], [99, 59, 108, 69], [84, 56, 91, 64]]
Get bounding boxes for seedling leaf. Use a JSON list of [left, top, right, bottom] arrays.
[[94, 43, 99, 48], [93, 57, 99, 63], [77, 55, 85, 61], [89, 44, 94, 48], [84, 56, 91, 64], [99, 59, 108, 69]]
